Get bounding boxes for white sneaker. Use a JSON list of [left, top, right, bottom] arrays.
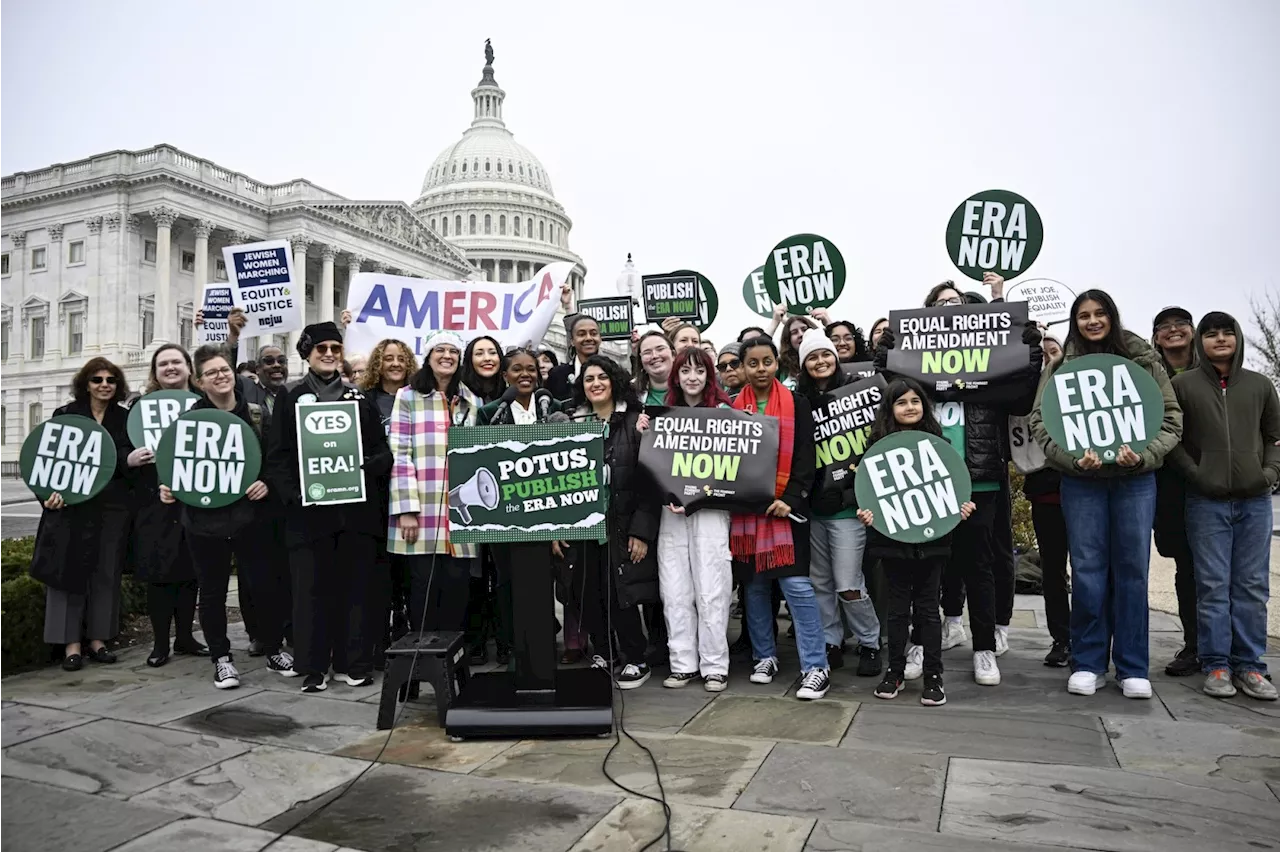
[[994, 626, 1009, 657], [750, 657, 779, 684], [1067, 671, 1106, 695], [1119, 677, 1152, 700], [903, 645, 924, 681], [795, 668, 831, 701], [973, 650, 1001, 686], [941, 620, 967, 650]]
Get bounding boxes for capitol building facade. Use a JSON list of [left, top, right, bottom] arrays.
[[0, 46, 586, 464]]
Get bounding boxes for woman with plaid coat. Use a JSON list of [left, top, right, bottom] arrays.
[[388, 331, 482, 634]]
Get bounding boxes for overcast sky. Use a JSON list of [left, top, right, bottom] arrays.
[[4, 1, 1278, 350]]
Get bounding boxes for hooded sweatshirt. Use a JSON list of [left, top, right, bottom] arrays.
[[1166, 317, 1280, 499], [1030, 329, 1183, 477]]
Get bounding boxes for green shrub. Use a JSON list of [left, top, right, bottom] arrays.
[[2, 537, 35, 583], [1008, 466, 1037, 554]]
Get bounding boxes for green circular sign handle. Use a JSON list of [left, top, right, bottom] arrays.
[[854, 431, 972, 544], [1038, 353, 1165, 463], [670, 270, 718, 333], [945, 189, 1044, 282], [741, 266, 774, 320], [127, 390, 201, 451], [19, 414, 119, 506], [762, 234, 846, 314], [154, 408, 263, 509]]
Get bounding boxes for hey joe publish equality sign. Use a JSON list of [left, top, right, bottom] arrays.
[[1004, 278, 1076, 326], [945, 190, 1043, 282], [1039, 354, 1165, 463], [155, 409, 261, 508], [855, 432, 973, 543], [887, 302, 1031, 395], [642, 273, 702, 322], [812, 375, 887, 495], [577, 297, 633, 341], [127, 390, 200, 452], [20, 415, 118, 505], [222, 239, 302, 336], [445, 422, 607, 543], [297, 401, 366, 505], [763, 234, 846, 314], [638, 407, 779, 514]]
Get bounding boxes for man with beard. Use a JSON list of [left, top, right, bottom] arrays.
[[546, 313, 603, 402], [1152, 306, 1201, 677]]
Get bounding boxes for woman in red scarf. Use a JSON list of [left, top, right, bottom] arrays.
[[733, 336, 830, 700]]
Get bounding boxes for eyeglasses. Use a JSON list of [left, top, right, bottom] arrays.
[[89, 375, 118, 385], [1155, 320, 1192, 333], [202, 367, 234, 379], [259, 355, 288, 366], [829, 334, 854, 344], [716, 359, 742, 372], [313, 343, 343, 356], [933, 297, 964, 307]]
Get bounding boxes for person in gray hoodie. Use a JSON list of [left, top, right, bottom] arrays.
[[1166, 311, 1280, 701]]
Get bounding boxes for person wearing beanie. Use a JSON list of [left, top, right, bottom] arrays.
[[1167, 311, 1280, 701], [265, 321, 392, 693], [716, 342, 745, 399], [546, 314, 602, 402], [796, 328, 883, 677], [1150, 305, 1201, 677]]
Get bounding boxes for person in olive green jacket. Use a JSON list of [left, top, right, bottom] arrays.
[[1029, 290, 1182, 702], [1165, 311, 1280, 702]]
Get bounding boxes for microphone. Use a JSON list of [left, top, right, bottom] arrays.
[[490, 385, 519, 425], [534, 388, 553, 421], [547, 411, 571, 423]]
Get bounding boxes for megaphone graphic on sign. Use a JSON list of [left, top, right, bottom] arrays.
[[449, 467, 500, 524]]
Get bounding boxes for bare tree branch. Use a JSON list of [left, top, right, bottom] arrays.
[[1246, 288, 1280, 389]]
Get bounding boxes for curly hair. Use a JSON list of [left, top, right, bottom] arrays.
[[665, 345, 731, 408], [72, 356, 129, 403], [358, 338, 419, 392], [573, 355, 641, 411], [778, 315, 817, 380], [144, 343, 199, 393]]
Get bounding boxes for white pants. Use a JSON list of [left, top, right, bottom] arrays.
[[658, 508, 733, 676]]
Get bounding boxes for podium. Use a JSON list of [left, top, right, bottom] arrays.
[[445, 542, 613, 739]]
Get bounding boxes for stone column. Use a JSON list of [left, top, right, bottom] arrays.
[[345, 254, 364, 320], [193, 220, 213, 307], [152, 207, 178, 345], [319, 245, 336, 323], [47, 224, 64, 358], [371, 262, 388, 273], [290, 235, 311, 372], [86, 217, 103, 352], [10, 233, 26, 360]]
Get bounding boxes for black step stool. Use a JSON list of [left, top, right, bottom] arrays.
[[377, 630, 469, 730]]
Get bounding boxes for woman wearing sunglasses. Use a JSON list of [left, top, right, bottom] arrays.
[[716, 343, 746, 400], [31, 358, 136, 671], [265, 322, 392, 694]]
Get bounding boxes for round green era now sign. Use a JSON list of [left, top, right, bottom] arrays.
[[20, 415, 119, 505], [127, 390, 200, 452], [763, 234, 846, 314], [1039, 354, 1164, 463], [854, 431, 972, 544], [155, 409, 262, 508]]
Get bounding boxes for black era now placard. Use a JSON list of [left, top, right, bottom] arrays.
[[642, 273, 702, 322]]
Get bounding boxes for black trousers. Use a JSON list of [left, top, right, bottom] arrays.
[[147, 581, 197, 651], [465, 548, 511, 653], [1031, 501, 1071, 645], [940, 491, 999, 652], [408, 554, 473, 634], [572, 540, 646, 665], [291, 530, 378, 677], [992, 478, 1016, 626], [1173, 553, 1198, 651], [885, 557, 945, 678], [190, 526, 288, 661]]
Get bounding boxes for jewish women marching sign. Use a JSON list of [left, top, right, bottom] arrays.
[[945, 190, 1043, 282], [642, 272, 702, 322], [886, 302, 1031, 397], [155, 409, 261, 508], [1039, 354, 1165, 463], [577, 297, 633, 341], [20, 415, 118, 505], [855, 432, 972, 543], [127, 390, 200, 452], [1004, 278, 1075, 326], [221, 239, 302, 336], [297, 401, 366, 505], [445, 422, 607, 543], [638, 408, 779, 514], [812, 375, 887, 495], [344, 262, 572, 357], [763, 234, 846, 314]]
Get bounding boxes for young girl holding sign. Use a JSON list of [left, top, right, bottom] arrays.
[[858, 378, 976, 707], [653, 346, 735, 692]]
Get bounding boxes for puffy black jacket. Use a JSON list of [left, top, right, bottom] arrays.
[[594, 403, 660, 607]]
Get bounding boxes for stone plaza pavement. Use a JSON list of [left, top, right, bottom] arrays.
[[2, 595, 1279, 852]]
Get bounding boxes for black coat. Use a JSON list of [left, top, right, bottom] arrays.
[[594, 404, 660, 608], [180, 391, 279, 541], [28, 400, 134, 593], [264, 379, 393, 547]]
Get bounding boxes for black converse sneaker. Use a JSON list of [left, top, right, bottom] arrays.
[[795, 668, 831, 700], [750, 657, 779, 684], [266, 651, 299, 677], [662, 671, 698, 689], [301, 672, 328, 693], [213, 656, 240, 690], [920, 673, 947, 706], [874, 672, 903, 700], [616, 663, 650, 689]]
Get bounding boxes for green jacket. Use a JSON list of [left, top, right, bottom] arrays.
[[1030, 330, 1182, 477], [1165, 317, 1280, 499]]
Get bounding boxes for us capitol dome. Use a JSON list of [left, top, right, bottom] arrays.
[[412, 40, 586, 353]]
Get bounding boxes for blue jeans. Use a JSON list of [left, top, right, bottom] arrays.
[[810, 516, 880, 648], [1060, 473, 1156, 680], [1186, 494, 1273, 676], [746, 574, 829, 672]]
